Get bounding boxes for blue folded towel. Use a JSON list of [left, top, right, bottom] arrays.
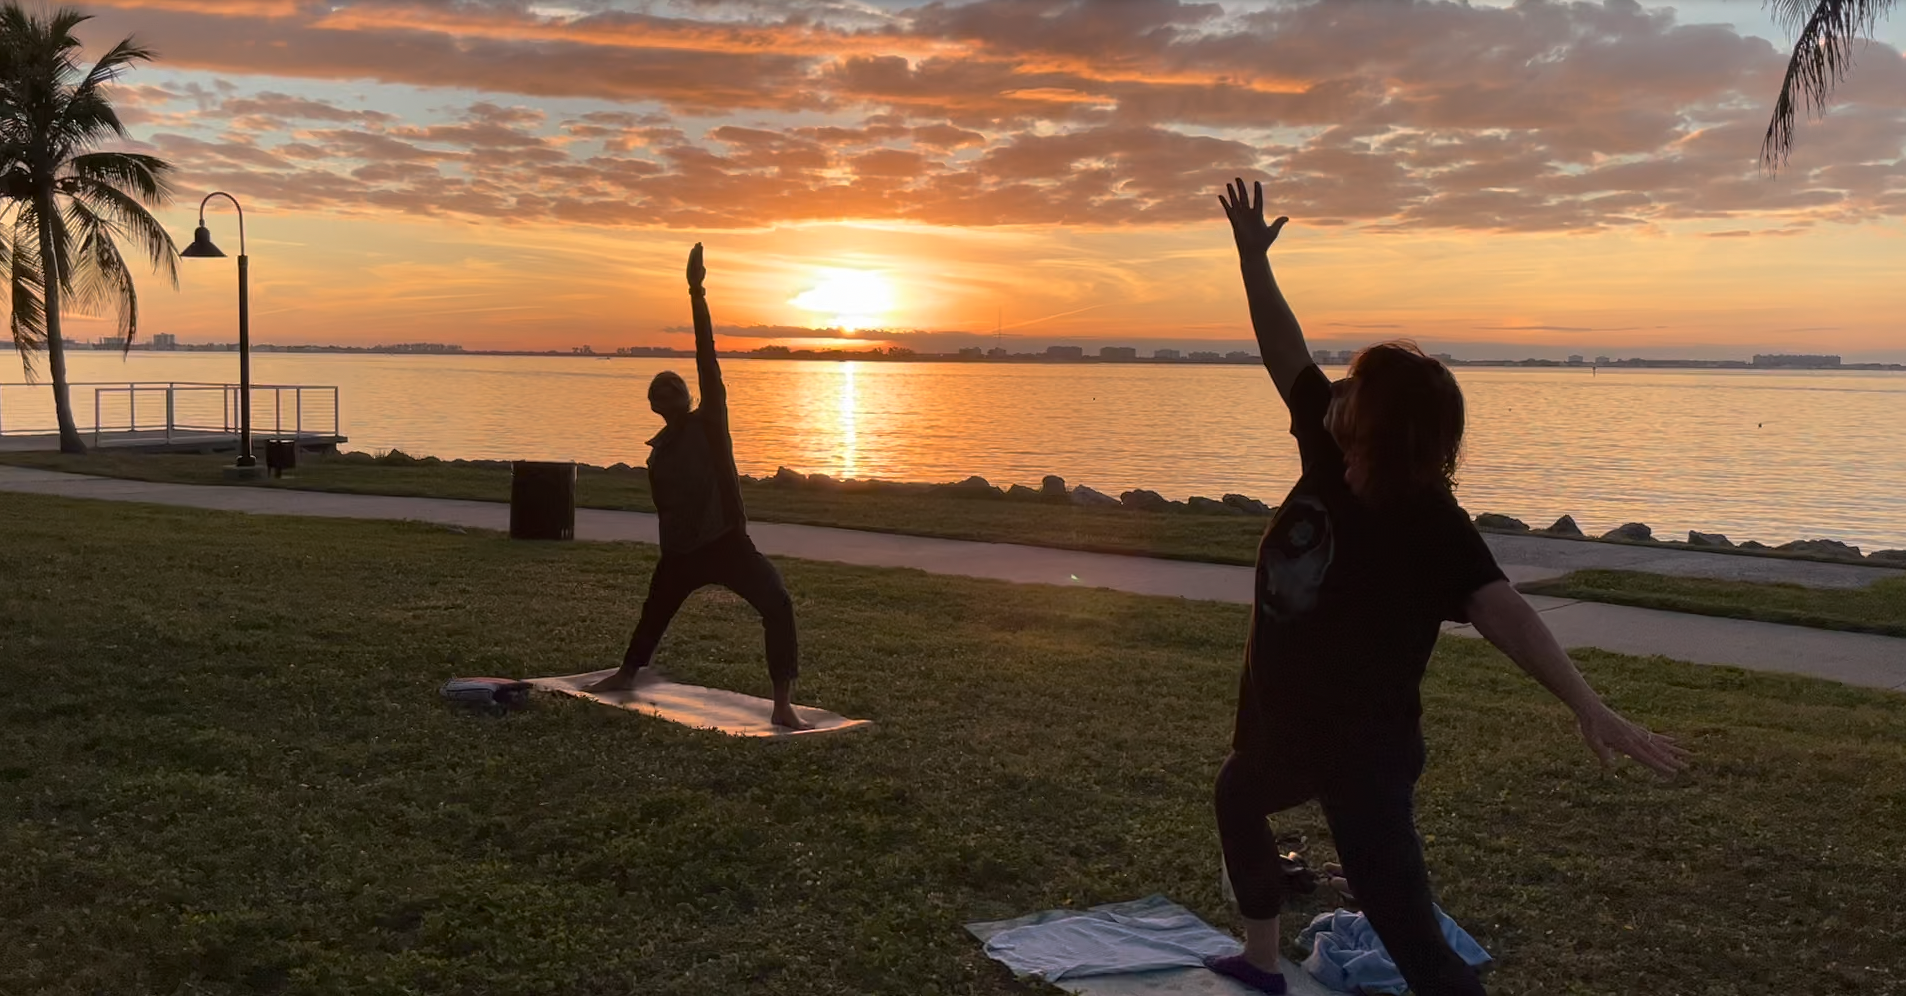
[[970, 895, 1244, 982], [1296, 907, 1490, 994]]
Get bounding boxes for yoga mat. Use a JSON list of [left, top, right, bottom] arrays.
[[529, 669, 870, 737], [968, 897, 1342, 996]]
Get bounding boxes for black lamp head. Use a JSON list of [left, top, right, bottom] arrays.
[[180, 223, 226, 258]]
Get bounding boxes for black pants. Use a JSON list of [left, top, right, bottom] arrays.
[[625, 530, 798, 685], [1215, 745, 1485, 996]]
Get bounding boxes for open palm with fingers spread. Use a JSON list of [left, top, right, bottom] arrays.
[[1219, 177, 1289, 256], [1578, 702, 1692, 777]]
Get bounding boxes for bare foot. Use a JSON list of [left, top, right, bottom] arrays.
[[770, 704, 815, 731]]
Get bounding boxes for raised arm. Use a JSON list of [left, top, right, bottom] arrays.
[[1220, 179, 1313, 402], [686, 242, 726, 418], [1464, 581, 1691, 776]]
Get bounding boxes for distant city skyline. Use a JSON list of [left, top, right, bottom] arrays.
[[33, 333, 1906, 367]]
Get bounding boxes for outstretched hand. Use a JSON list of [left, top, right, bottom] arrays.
[[686, 242, 706, 291], [1219, 178, 1288, 256], [1576, 702, 1691, 777]]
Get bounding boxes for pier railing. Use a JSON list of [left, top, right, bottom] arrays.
[[0, 381, 341, 446]]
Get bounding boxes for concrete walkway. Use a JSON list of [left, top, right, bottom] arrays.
[[3, 465, 1901, 692]]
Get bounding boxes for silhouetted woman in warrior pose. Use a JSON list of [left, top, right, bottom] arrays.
[[586, 244, 811, 730]]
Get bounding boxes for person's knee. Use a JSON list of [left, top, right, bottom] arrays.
[[759, 588, 794, 624]]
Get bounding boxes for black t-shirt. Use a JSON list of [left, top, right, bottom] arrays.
[[1233, 364, 1505, 765]]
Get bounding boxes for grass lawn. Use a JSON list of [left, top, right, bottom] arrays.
[[3, 494, 1903, 994], [0, 449, 1270, 565], [1523, 569, 1906, 637]]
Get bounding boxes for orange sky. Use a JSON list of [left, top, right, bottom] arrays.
[[52, 0, 1906, 360]]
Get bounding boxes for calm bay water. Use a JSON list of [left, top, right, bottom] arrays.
[[24, 350, 1906, 551]]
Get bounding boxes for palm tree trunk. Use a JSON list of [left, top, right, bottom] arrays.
[[34, 184, 84, 455]]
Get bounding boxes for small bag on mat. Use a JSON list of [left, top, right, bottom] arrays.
[[439, 676, 533, 713]]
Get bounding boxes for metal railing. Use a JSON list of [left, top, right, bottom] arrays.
[[0, 381, 340, 446]]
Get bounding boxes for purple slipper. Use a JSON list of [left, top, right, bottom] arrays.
[[1204, 954, 1287, 995]]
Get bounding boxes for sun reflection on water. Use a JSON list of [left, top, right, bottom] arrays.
[[838, 362, 857, 480]]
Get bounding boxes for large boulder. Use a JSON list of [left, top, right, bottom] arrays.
[[1545, 515, 1584, 537], [1006, 483, 1042, 501], [1040, 475, 1068, 498], [1071, 485, 1119, 507], [1739, 539, 1771, 551], [930, 475, 1004, 500], [772, 465, 806, 486], [1869, 549, 1906, 565], [1778, 538, 1863, 560], [1475, 513, 1530, 532], [1119, 488, 1176, 512], [1601, 522, 1654, 542], [1687, 530, 1734, 548], [1187, 496, 1245, 516], [1223, 494, 1275, 516], [806, 472, 840, 489]]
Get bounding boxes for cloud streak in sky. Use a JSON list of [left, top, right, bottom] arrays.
[[73, 0, 1906, 237]]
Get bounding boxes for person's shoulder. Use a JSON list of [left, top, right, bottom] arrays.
[[1396, 488, 1474, 530], [1291, 363, 1330, 402]]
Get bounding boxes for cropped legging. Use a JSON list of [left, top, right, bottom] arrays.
[[1215, 744, 1485, 996], [624, 529, 798, 685]]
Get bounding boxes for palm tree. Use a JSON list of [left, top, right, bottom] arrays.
[[0, 5, 176, 454], [1764, 0, 1900, 170]]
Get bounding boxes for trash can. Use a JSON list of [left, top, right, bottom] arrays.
[[510, 460, 576, 540], [265, 439, 298, 478]]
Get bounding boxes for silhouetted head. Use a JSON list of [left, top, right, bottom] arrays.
[[649, 371, 691, 420], [1328, 341, 1465, 503]]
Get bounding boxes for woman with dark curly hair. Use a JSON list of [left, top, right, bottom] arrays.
[[1205, 180, 1689, 996]]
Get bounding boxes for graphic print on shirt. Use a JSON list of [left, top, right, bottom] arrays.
[[1258, 493, 1334, 625]]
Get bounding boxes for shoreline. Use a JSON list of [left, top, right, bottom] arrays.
[[45, 344, 1906, 371], [353, 449, 1906, 567]]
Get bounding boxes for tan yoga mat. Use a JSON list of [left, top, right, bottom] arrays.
[[530, 669, 871, 737]]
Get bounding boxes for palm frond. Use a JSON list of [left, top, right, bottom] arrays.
[[8, 212, 47, 377], [76, 35, 152, 93], [67, 175, 178, 284], [66, 153, 174, 204], [68, 36, 153, 143], [65, 194, 140, 349], [1764, 0, 1901, 170]]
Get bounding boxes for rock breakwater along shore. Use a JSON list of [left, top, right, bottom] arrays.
[[343, 450, 1905, 566]]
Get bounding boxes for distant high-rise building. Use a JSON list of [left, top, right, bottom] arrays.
[[1226, 350, 1256, 362], [1153, 348, 1181, 360], [1099, 346, 1138, 361], [1311, 349, 1334, 364], [151, 333, 177, 350], [1595, 355, 1611, 365], [1045, 345, 1084, 360], [1752, 354, 1841, 368], [1567, 354, 1584, 365], [958, 346, 984, 358], [1432, 352, 1454, 363], [1189, 351, 1222, 361], [93, 336, 127, 350], [987, 347, 1008, 358]]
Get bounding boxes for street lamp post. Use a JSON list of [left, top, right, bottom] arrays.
[[180, 192, 256, 473]]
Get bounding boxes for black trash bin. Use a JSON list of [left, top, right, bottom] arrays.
[[265, 439, 298, 478], [510, 461, 576, 540]]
